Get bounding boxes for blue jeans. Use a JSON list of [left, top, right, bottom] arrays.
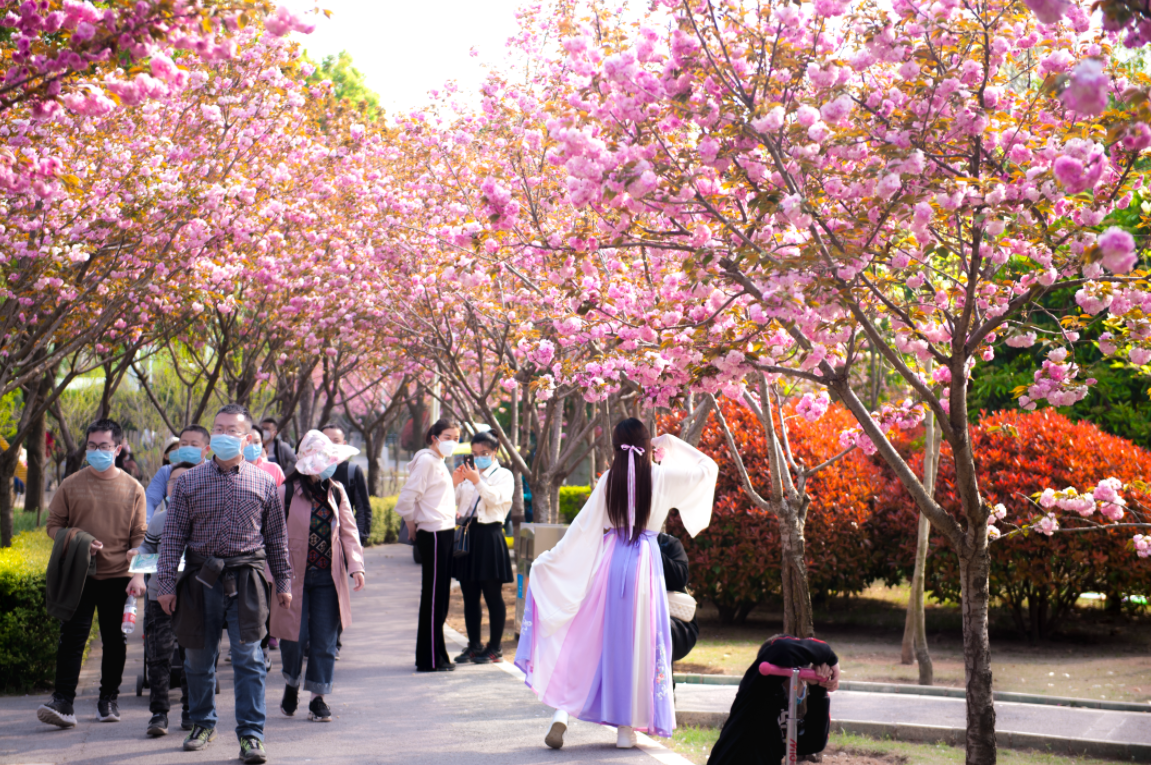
[[184, 579, 267, 741], [280, 568, 340, 695]]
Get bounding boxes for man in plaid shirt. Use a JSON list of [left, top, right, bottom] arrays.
[[157, 404, 291, 765]]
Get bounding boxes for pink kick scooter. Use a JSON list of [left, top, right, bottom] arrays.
[[759, 662, 824, 765]]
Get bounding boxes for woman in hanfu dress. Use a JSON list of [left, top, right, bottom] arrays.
[[514, 418, 718, 749]]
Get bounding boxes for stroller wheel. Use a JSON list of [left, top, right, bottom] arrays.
[[136, 674, 144, 697], [215, 678, 220, 695]]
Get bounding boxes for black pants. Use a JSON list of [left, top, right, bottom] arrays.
[[144, 598, 188, 713], [460, 579, 506, 649], [54, 576, 129, 702], [415, 529, 453, 670]]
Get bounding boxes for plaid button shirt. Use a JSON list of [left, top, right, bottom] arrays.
[[156, 458, 291, 596]]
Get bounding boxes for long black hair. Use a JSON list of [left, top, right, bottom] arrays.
[[605, 418, 653, 544]]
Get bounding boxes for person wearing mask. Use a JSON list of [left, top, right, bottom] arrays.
[[145, 426, 211, 523], [127, 462, 197, 737], [450, 430, 514, 665], [161, 437, 181, 467], [707, 635, 841, 765], [319, 424, 371, 545], [245, 429, 285, 487], [259, 418, 298, 477], [270, 431, 366, 723], [156, 404, 291, 765], [515, 419, 717, 750], [393, 418, 460, 673], [38, 418, 147, 728]]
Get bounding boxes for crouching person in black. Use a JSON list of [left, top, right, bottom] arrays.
[[707, 635, 840, 765]]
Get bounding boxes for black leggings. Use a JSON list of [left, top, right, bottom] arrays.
[[460, 579, 506, 650]]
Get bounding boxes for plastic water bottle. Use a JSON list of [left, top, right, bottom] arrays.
[[121, 594, 137, 634]]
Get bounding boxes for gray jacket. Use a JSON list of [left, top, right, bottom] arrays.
[[140, 508, 167, 601]]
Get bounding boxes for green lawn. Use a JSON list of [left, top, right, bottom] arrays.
[[668, 729, 1142, 765]]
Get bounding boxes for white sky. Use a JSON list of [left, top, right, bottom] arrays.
[[281, 0, 530, 117]]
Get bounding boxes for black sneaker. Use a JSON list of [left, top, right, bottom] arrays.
[[181, 708, 192, 731], [239, 736, 267, 764], [454, 644, 481, 664], [473, 645, 503, 664], [96, 696, 120, 722], [307, 696, 332, 722], [36, 694, 76, 728], [280, 684, 298, 717], [146, 712, 169, 737], [183, 725, 216, 751]]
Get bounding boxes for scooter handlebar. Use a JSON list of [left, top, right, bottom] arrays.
[[758, 662, 823, 683]]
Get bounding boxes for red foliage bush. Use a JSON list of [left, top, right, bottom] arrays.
[[869, 409, 1151, 641], [665, 399, 884, 622]]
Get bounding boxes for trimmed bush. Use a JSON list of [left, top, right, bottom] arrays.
[[559, 485, 592, 524], [870, 409, 1151, 642], [0, 530, 59, 691], [367, 495, 400, 546], [666, 401, 884, 623]]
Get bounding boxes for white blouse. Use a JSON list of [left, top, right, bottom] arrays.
[[526, 433, 718, 638], [455, 462, 514, 524]]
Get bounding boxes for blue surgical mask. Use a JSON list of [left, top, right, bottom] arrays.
[[319, 463, 338, 481], [243, 444, 262, 462], [170, 446, 204, 465], [210, 434, 244, 461], [474, 456, 493, 470], [86, 450, 115, 472]]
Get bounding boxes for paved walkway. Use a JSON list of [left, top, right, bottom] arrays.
[[0, 545, 689, 765], [676, 682, 1151, 745], [4, 544, 1148, 765]]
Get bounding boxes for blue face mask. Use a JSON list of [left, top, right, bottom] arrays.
[[318, 463, 338, 481], [86, 449, 116, 472], [170, 446, 204, 465], [243, 444, 262, 462], [210, 434, 244, 461], [473, 455, 493, 470]]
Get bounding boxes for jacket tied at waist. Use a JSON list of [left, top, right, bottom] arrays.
[[172, 549, 274, 650]]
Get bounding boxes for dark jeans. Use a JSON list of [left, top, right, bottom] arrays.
[[460, 579, 506, 649], [281, 568, 340, 694], [144, 598, 188, 713], [184, 579, 267, 741], [415, 529, 453, 670], [54, 576, 129, 702]]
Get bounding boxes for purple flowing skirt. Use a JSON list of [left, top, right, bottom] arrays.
[[514, 529, 675, 737]]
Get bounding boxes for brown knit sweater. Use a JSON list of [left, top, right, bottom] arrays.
[[47, 467, 146, 579]]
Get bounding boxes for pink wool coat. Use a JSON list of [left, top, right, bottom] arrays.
[[268, 479, 365, 641]]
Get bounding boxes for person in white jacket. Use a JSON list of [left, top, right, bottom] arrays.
[[394, 418, 460, 672], [450, 430, 515, 665]]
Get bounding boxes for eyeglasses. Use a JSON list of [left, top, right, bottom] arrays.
[[212, 428, 247, 437], [86, 443, 117, 452]]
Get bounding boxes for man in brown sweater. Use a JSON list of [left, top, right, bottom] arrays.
[[38, 418, 147, 729]]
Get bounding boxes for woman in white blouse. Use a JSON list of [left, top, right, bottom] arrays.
[[450, 430, 515, 665], [394, 418, 460, 672], [514, 418, 718, 749]]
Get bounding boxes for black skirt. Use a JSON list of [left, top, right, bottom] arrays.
[[453, 521, 514, 584]]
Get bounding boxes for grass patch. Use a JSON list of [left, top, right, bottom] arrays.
[[667, 729, 1139, 765], [366, 495, 400, 545]]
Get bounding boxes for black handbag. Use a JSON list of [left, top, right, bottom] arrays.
[[453, 496, 481, 558]]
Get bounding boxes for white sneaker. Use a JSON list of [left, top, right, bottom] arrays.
[[545, 709, 568, 749], [616, 725, 637, 749]]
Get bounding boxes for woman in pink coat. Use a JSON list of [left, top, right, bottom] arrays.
[[269, 430, 366, 723]]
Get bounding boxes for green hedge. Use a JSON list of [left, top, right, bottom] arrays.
[[367, 496, 400, 546], [0, 530, 60, 691], [559, 486, 592, 524]]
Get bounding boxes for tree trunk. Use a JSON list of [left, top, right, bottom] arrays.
[[0, 445, 20, 546], [25, 407, 47, 522], [959, 538, 997, 765], [531, 474, 556, 525], [780, 510, 814, 638], [364, 423, 384, 497], [902, 414, 939, 683]]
